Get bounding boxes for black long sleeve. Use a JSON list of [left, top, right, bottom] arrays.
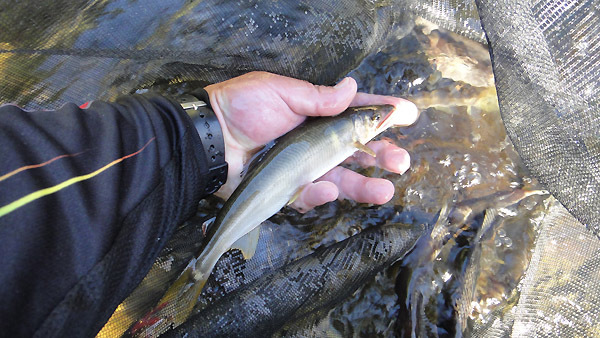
[[0, 94, 212, 337]]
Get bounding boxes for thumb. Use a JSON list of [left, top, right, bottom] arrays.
[[275, 77, 358, 117]]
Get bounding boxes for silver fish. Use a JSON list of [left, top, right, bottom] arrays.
[[132, 104, 406, 336]]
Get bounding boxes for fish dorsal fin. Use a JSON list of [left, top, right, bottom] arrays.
[[241, 141, 276, 178], [230, 226, 260, 260], [477, 208, 498, 242], [481, 208, 498, 231], [353, 141, 376, 157]]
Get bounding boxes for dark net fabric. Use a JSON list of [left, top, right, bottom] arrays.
[[0, 0, 411, 110], [164, 223, 428, 337], [475, 0, 600, 237], [406, 0, 487, 44]]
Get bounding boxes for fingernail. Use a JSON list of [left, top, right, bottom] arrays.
[[399, 158, 410, 174], [334, 77, 350, 89], [399, 100, 420, 126]]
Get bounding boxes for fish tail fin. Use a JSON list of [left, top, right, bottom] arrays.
[[96, 302, 135, 338], [129, 266, 209, 337]]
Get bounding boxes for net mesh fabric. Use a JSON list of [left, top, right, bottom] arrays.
[[467, 0, 600, 335], [0, 1, 408, 110], [511, 201, 600, 337], [406, 0, 486, 44], [475, 0, 600, 238], [164, 223, 428, 337], [1, 0, 600, 337], [472, 199, 600, 337]]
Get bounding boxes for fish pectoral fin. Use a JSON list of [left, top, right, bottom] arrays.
[[354, 141, 376, 157], [230, 226, 260, 260]]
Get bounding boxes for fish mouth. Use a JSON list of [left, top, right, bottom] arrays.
[[376, 105, 398, 130]]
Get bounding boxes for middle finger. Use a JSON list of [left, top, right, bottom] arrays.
[[344, 139, 411, 175]]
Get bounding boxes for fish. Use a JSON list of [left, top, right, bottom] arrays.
[[397, 189, 548, 338], [129, 104, 407, 336]]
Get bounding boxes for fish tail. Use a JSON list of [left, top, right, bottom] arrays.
[[128, 268, 209, 337]]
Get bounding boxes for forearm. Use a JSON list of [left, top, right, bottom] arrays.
[[0, 93, 208, 336]]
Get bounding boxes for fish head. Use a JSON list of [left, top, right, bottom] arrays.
[[352, 104, 401, 144]]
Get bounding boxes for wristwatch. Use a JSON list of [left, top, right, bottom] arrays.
[[179, 89, 228, 195]]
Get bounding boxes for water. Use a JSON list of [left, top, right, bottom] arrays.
[[148, 18, 550, 338], [175, 19, 550, 338], [334, 20, 550, 337], [242, 19, 549, 337]]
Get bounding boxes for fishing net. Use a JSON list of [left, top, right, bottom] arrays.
[[1, 0, 599, 337], [0, 0, 411, 109]]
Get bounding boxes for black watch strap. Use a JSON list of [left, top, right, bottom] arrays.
[[179, 90, 228, 195]]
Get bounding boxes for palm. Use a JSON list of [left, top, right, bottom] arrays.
[[209, 77, 306, 152], [205, 72, 418, 211]]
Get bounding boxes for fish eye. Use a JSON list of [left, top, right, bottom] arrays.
[[373, 114, 381, 121]]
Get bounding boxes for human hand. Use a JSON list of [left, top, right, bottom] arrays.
[[205, 71, 418, 212]]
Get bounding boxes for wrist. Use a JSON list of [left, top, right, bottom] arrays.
[[204, 85, 246, 199]]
